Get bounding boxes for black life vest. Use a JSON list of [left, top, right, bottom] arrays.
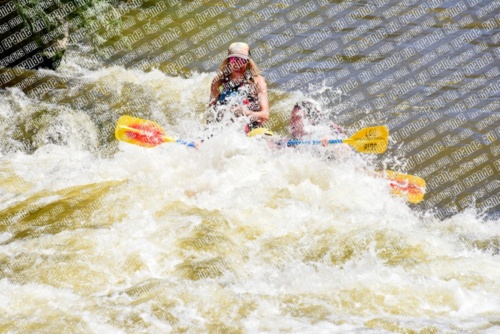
[[217, 76, 259, 110], [216, 76, 261, 131]]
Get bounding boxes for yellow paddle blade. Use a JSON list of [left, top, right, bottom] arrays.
[[115, 115, 169, 148], [247, 128, 274, 137], [385, 170, 426, 204], [344, 126, 389, 154]]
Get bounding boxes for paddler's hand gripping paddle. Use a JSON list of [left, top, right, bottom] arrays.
[[115, 116, 196, 148], [283, 126, 389, 154]]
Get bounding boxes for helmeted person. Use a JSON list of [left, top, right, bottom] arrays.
[[207, 42, 269, 133]]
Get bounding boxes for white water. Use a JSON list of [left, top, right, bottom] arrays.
[[1, 58, 500, 333]]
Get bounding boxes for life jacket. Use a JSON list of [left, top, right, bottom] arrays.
[[216, 75, 261, 132]]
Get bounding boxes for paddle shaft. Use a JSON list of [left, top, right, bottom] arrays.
[[285, 139, 343, 146]]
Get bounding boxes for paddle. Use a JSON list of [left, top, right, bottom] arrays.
[[115, 116, 196, 148], [384, 170, 426, 204], [283, 126, 389, 154]]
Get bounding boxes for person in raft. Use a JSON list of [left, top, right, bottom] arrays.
[[207, 42, 269, 134], [277, 100, 353, 159]]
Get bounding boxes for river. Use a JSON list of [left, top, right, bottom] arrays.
[[0, 0, 499, 332]]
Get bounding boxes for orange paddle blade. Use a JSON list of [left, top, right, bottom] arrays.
[[115, 116, 169, 148], [385, 170, 426, 204]]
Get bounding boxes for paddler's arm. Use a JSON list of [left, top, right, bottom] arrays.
[[207, 76, 223, 124], [209, 76, 223, 108], [245, 76, 269, 123]]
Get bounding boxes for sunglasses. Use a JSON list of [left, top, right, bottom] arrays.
[[229, 57, 249, 64]]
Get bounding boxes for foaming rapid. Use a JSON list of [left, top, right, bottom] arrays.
[[1, 58, 499, 333]]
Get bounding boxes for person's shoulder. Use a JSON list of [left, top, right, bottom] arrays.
[[212, 73, 223, 82], [211, 75, 223, 87], [254, 75, 267, 87]]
